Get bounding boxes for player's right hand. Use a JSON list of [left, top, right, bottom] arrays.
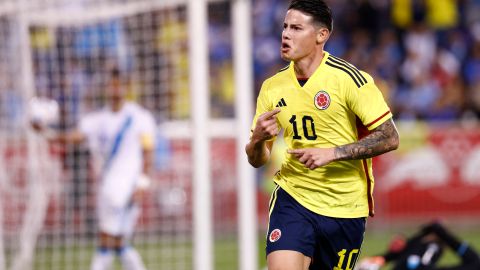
[[251, 109, 281, 142], [30, 120, 45, 133]]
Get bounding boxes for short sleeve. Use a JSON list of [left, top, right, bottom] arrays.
[[139, 109, 156, 150], [250, 79, 274, 136], [346, 72, 392, 130], [78, 112, 100, 136]]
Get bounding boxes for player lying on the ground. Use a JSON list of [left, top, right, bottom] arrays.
[[356, 222, 480, 270]]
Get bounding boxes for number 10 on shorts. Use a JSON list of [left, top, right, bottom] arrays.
[[334, 249, 359, 270]]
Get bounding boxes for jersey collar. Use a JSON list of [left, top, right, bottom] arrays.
[[289, 51, 330, 89]]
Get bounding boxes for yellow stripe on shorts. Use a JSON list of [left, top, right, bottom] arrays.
[[268, 185, 280, 217]]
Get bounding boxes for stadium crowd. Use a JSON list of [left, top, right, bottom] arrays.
[[2, 0, 480, 128], [252, 0, 480, 122]]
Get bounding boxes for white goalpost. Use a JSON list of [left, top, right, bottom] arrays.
[[188, 0, 212, 269], [232, 1, 257, 270], [0, 0, 257, 269]]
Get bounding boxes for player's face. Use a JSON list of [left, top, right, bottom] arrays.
[[281, 9, 320, 61], [106, 78, 126, 102]]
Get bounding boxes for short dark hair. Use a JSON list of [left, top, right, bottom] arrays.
[[288, 0, 333, 32], [110, 67, 121, 79]]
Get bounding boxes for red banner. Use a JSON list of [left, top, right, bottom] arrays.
[[3, 122, 480, 231], [373, 122, 480, 220]]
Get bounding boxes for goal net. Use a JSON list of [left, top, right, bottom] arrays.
[[0, 0, 256, 269]]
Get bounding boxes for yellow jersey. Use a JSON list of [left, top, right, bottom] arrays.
[[251, 51, 392, 218]]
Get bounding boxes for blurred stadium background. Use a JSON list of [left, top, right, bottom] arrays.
[[0, 0, 479, 269]]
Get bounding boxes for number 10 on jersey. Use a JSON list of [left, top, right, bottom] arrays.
[[289, 115, 318, 140], [334, 249, 359, 270]]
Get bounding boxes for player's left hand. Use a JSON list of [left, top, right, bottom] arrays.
[[132, 174, 151, 204], [354, 256, 385, 270], [288, 148, 335, 170], [132, 189, 146, 205]]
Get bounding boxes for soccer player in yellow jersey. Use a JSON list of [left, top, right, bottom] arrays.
[[246, 1, 400, 270]]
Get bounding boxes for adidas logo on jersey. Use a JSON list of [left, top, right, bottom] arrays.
[[276, 98, 287, 107]]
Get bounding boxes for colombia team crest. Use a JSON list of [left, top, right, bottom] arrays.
[[269, 229, 281, 242], [314, 90, 331, 110]]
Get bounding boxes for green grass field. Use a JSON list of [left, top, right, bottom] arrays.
[[255, 228, 480, 269], [28, 226, 480, 269], [211, 227, 480, 269]]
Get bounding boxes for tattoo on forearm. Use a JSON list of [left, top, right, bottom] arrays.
[[334, 119, 399, 161]]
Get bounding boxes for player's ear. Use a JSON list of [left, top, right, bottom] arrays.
[[316, 27, 330, 44]]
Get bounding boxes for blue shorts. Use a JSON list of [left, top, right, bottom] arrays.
[[266, 186, 366, 270]]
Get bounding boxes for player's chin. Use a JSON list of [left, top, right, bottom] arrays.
[[280, 51, 293, 61]]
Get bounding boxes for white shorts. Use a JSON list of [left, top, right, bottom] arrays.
[[97, 197, 140, 238]]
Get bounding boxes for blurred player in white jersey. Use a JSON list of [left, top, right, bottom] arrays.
[[33, 68, 156, 270]]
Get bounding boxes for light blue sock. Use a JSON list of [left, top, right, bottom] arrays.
[[91, 247, 114, 270], [119, 246, 146, 270]]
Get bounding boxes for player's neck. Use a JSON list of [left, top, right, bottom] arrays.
[[293, 50, 325, 79], [110, 99, 125, 112]]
